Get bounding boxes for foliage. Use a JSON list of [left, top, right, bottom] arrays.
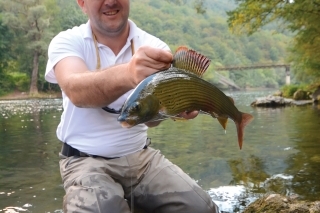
[[281, 84, 302, 98], [0, 74, 15, 96], [227, 0, 320, 85], [131, 0, 290, 89], [0, 0, 57, 94], [0, 16, 15, 95], [8, 72, 30, 91], [55, 0, 87, 31], [0, 0, 294, 95]]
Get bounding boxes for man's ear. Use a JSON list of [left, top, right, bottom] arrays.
[[77, 0, 87, 14]]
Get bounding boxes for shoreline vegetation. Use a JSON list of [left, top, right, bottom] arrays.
[[0, 90, 62, 100]]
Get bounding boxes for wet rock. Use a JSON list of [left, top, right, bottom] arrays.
[[293, 89, 311, 100], [243, 194, 320, 213], [311, 86, 320, 103], [251, 95, 313, 107], [273, 90, 283, 97], [251, 95, 291, 107]]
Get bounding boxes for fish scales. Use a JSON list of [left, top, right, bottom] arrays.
[[146, 70, 240, 121], [118, 46, 254, 149]]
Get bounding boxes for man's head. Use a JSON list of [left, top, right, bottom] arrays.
[[77, 0, 130, 37]]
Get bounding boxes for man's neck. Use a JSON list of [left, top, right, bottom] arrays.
[[92, 23, 130, 56]]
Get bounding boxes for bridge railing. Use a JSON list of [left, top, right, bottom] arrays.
[[215, 64, 291, 85]]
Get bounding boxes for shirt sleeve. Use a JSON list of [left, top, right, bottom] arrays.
[[45, 30, 85, 84]]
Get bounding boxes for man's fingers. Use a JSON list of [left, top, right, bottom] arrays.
[[128, 46, 173, 87], [142, 46, 173, 64], [180, 111, 199, 120]]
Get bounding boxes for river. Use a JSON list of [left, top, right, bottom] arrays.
[[0, 90, 319, 212]]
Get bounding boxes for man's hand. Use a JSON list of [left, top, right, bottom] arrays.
[[179, 110, 199, 120], [126, 46, 173, 88]]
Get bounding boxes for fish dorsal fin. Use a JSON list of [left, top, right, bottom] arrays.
[[172, 46, 211, 77]]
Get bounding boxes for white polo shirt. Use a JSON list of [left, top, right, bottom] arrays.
[[45, 20, 170, 158]]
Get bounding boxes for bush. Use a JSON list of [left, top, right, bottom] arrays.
[[281, 84, 311, 98], [281, 85, 300, 98], [0, 74, 15, 95], [9, 72, 30, 91]]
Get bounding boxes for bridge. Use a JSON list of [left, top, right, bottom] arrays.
[[214, 64, 291, 89]]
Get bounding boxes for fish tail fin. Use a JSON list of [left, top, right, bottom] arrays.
[[235, 112, 254, 150]]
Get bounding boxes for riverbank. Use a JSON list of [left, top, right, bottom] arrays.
[[0, 90, 62, 100], [243, 194, 320, 213]]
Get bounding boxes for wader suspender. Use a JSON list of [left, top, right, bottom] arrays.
[[92, 31, 135, 114], [92, 31, 135, 70]]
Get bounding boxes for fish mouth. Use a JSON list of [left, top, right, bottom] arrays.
[[118, 114, 136, 128], [120, 121, 134, 128]]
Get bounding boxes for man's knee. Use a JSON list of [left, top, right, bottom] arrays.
[[63, 174, 131, 213], [63, 184, 131, 213]]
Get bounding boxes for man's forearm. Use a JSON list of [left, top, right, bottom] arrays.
[[55, 47, 173, 108], [61, 64, 132, 108]]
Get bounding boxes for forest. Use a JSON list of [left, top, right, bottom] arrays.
[[0, 0, 317, 96]]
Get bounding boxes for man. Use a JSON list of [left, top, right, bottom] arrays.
[[45, 0, 220, 212]]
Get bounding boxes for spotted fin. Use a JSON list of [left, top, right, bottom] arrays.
[[172, 46, 211, 77]]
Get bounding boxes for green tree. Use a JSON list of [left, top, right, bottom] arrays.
[[227, 0, 320, 84], [0, 0, 56, 95], [0, 17, 11, 74], [56, 0, 87, 31], [0, 16, 15, 95]]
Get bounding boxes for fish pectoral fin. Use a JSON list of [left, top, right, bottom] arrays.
[[158, 112, 187, 122], [150, 113, 171, 122], [170, 115, 188, 122], [158, 111, 188, 122], [199, 110, 211, 116]]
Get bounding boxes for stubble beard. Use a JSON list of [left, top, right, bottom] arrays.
[[96, 16, 129, 38]]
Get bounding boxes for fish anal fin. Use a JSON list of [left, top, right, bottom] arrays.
[[172, 46, 211, 77], [217, 116, 228, 131]]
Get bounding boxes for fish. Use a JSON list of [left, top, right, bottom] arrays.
[[117, 46, 254, 149]]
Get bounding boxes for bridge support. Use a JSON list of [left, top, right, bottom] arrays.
[[285, 66, 290, 85]]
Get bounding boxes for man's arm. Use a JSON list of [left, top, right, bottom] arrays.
[[54, 46, 173, 108]]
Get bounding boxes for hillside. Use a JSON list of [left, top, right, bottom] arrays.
[[130, 0, 291, 88]]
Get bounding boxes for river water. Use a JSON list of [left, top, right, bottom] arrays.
[[0, 90, 319, 213]]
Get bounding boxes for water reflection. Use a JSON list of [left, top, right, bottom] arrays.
[[0, 92, 320, 212], [0, 99, 64, 212]]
